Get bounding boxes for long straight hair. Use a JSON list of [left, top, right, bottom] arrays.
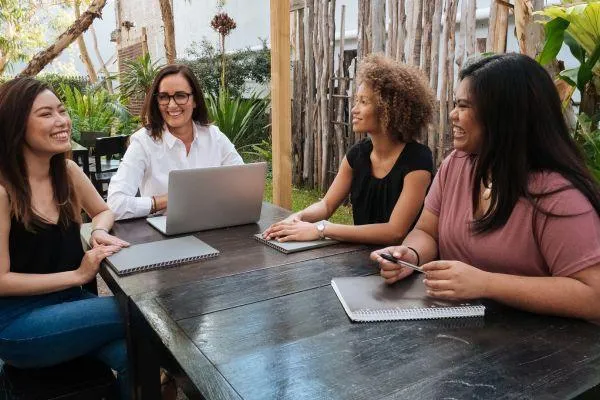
[[141, 64, 209, 140], [459, 53, 600, 233], [0, 78, 79, 230]]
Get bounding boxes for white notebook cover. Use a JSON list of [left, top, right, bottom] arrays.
[[331, 275, 485, 322], [253, 233, 339, 254], [106, 236, 219, 276]]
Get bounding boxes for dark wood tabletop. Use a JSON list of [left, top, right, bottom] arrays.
[[87, 203, 600, 399], [132, 248, 600, 400], [96, 202, 366, 300]]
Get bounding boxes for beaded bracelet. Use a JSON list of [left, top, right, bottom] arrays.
[[406, 246, 421, 266]]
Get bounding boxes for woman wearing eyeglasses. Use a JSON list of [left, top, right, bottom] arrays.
[[107, 65, 243, 220]]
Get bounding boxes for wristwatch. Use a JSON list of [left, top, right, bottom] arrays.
[[316, 220, 327, 239]]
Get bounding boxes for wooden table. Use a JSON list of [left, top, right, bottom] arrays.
[[91, 203, 600, 400], [87, 202, 367, 398]]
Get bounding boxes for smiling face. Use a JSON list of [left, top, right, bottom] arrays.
[[24, 89, 72, 156], [351, 83, 381, 135], [450, 78, 484, 154], [157, 73, 196, 131]]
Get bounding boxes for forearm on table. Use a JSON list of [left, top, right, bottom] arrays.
[[296, 201, 331, 222], [91, 209, 114, 231], [324, 222, 408, 245], [402, 229, 439, 265], [107, 192, 152, 220], [0, 270, 84, 297], [483, 273, 600, 320]]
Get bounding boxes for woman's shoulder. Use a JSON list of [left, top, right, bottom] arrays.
[[530, 171, 595, 215], [346, 137, 372, 164]]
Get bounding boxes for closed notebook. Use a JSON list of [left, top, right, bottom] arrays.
[[106, 236, 219, 276], [253, 233, 339, 254], [331, 274, 485, 322]]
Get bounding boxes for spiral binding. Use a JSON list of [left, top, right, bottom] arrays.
[[354, 305, 485, 321], [120, 252, 219, 275], [254, 235, 290, 254]]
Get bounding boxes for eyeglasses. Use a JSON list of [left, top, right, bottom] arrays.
[[155, 92, 193, 105]]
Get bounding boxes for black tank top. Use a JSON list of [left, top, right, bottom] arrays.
[[9, 217, 84, 274]]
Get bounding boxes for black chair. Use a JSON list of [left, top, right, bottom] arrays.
[[92, 136, 128, 199], [78, 131, 108, 150], [0, 356, 117, 400]]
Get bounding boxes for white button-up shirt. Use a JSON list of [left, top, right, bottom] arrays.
[[107, 123, 244, 220]]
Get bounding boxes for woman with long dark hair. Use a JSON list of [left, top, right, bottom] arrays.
[[0, 78, 130, 397], [107, 64, 243, 220], [372, 53, 600, 320]]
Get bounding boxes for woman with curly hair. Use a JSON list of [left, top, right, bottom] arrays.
[[263, 54, 434, 245]]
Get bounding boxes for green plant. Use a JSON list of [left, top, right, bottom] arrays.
[[537, 1, 600, 180], [179, 39, 270, 97], [247, 139, 272, 163], [537, 2, 600, 112], [59, 84, 133, 141], [205, 90, 270, 158], [210, 12, 237, 90], [576, 113, 600, 181], [119, 53, 164, 100]]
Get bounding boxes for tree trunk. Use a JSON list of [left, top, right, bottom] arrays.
[[487, 0, 509, 53], [18, 0, 107, 77], [74, 0, 98, 83], [89, 24, 113, 93], [438, 0, 458, 165], [303, 0, 315, 186], [159, 0, 176, 64], [411, 0, 423, 67], [395, 0, 406, 62], [371, 0, 386, 53]]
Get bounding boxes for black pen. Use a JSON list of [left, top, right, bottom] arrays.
[[379, 252, 424, 273]]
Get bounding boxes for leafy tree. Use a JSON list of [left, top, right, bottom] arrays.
[[179, 39, 270, 97]]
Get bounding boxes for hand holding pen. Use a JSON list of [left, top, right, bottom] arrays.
[[370, 246, 420, 284]]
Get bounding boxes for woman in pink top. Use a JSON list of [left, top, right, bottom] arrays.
[[371, 53, 600, 320]]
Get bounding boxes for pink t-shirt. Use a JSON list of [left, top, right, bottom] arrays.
[[424, 151, 600, 277]]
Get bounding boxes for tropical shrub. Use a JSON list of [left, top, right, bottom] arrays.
[[205, 90, 270, 159], [537, 1, 600, 179], [59, 84, 135, 141], [119, 53, 164, 100]]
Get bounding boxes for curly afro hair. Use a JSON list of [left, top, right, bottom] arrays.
[[356, 53, 434, 142]]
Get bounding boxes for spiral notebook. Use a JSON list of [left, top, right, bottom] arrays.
[[105, 236, 219, 276], [253, 233, 339, 254], [331, 274, 485, 322]]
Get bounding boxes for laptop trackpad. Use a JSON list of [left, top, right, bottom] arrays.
[[147, 215, 167, 233]]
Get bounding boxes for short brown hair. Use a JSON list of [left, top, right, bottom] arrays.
[[141, 64, 209, 140], [356, 54, 434, 142]]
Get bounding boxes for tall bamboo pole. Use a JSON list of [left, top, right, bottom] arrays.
[[438, 0, 459, 165], [270, 0, 292, 208], [303, 0, 314, 186], [371, 0, 386, 53], [395, 0, 406, 62]]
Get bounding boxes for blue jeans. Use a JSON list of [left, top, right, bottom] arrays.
[[0, 287, 130, 400]]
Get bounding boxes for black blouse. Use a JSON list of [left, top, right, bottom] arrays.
[[346, 138, 433, 225], [9, 217, 84, 274]]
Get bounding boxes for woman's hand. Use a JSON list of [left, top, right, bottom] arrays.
[[421, 260, 491, 300], [76, 245, 122, 284], [90, 229, 130, 248], [262, 214, 301, 240], [263, 219, 320, 242], [370, 246, 417, 284]]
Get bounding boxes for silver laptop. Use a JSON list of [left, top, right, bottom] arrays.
[[147, 162, 267, 235]]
